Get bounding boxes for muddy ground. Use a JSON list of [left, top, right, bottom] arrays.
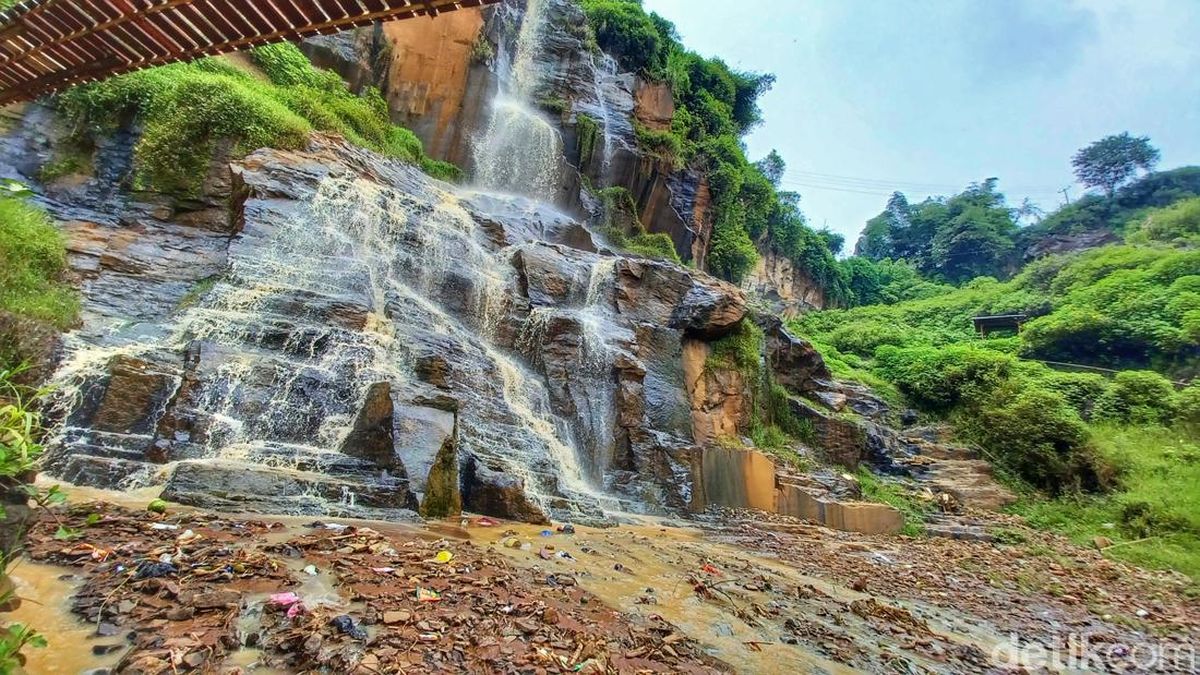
[[7, 502, 1199, 674]]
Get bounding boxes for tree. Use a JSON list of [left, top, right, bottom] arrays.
[[1072, 133, 1161, 199], [754, 150, 786, 187], [816, 228, 844, 256], [1015, 197, 1045, 225]]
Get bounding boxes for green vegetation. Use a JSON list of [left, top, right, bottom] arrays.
[[0, 195, 78, 332], [1012, 426, 1200, 587], [54, 43, 459, 195], [580, 1, 843, 290], [796, 137, 1200, 582], [853, 137, 1200, 291], [596, 187, 682, 264], [855, 468, 932, 537], [706, 320, 812, 467], [576, 114, 600, 167], [1072, 132, 1160, 199], [0, 366, 63, 667]]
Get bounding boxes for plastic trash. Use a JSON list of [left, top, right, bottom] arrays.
[[302, 564, 319, 576], [147, 499, 168, 514], [501, 537, 521, 549], [432, 550, 454, 564], [539, 529, 554, 537], [415, 587, 441, 603], [287, 603, 306, 618], [329, 615, 367, 640], [538, 547, 553, 560], [135, 561, 177, 579], [268, 592, 300, 607], [371, 567, 395, 574], [700, 563, 721, 576], [150, 523, 179, 531], [557, 524, 576, 535], [555, 550, 575, 561], [477, 517, 499, 527]]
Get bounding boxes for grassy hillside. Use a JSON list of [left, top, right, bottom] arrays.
[[791, 196, 1200, 585], [48, 44, 459, 196]]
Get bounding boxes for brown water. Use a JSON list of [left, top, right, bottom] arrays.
[[7, 560, 121, 674], [466, 516, 1018, 674], [467, 517, 863, 674], [4, 480, 1016, 673]]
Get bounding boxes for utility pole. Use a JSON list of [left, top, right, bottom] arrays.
[[1059, 186, 1073, 206]]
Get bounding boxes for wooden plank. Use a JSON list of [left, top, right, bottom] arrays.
[[0, 0, 500, 102]]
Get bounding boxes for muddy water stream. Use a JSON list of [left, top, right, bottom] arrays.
[[4, 481, 1017, 673]]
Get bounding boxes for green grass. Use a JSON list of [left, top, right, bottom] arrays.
[[855, 467, 933, 537], [0, 197, 78, 330], [1009, 425, 1200, 588], [54, 44, 458, 195]]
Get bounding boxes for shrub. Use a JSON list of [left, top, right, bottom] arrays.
[[624, 232, 681, 263], [957, 382, 1103, 493], [55, 45, 454, 194], [1093, 370, 1179, 425], [1177, 384, 1200, 425], [1038, 371, 1110, 420], [707, 319, 763, 376], [0, 197, 78, 330], [874, 344, 1014, 410], [826, 318, 913, 356], [1127, 196, 1200, 247]]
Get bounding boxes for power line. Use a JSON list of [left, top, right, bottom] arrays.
[[783, 169, 1065, 194], [779, 178, 1063, 199]]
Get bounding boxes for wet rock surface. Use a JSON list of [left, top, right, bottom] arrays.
[[10, 128, 753, 525], [23, 503, 727, 673]]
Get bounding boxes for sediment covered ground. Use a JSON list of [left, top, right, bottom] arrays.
[[11, 499, 1198, 674]]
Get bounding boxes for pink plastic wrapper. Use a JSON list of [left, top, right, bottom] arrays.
[[268, 592, 300, 607]]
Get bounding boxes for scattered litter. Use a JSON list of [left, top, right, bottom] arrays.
[[415, 587, 441, 603], [149, 523, 178, 531], [557, 523, 576, 535], [329, 615, 367, 640], [555, 550, 575, 561], [302, 564, 319, 576], [146, 499, 168, 514], [134, 560, 176, 579], [538, 547, 553, 560], [477, 517, 499, 527], [501, 537, 521, 549], [286, 603, 307, 619], [539, 530, 554, 537], [371, 567, 396, 574], [432, 550, 454, 564], [868, 552, 895, 566], [268, 592, 301, 607], [700, 563, 721, 576]]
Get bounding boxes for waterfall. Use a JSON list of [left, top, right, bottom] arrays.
[[587, 53, 620, 180], [470, 0, 564, 200]]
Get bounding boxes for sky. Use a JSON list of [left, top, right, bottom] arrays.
[[641, 0, 1200, 249]]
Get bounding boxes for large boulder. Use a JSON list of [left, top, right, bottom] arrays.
[[758, 316, 830, 395], [461, 455, 550, 524]]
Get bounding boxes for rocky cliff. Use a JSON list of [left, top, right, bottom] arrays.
[[303, 0, 824, 312]]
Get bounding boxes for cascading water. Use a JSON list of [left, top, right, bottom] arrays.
[[471, 0, 564, 201], [47, 160, 620, 520], [43, 0, 659, 523]]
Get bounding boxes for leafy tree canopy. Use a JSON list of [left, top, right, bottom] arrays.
[[1072, 132, 1161, 198]]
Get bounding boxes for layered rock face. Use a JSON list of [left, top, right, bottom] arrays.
[[2, 91, 762, 524]]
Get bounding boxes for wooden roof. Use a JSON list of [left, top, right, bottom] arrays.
[[0, 0, 500, 104]]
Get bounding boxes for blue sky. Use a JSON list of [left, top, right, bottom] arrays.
[[642, 0, 1200, 247]]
